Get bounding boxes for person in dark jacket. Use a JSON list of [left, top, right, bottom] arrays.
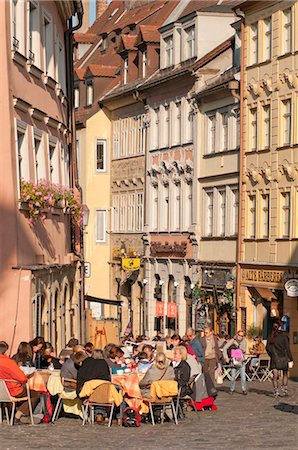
[[266, 321, 293, 398], [201, 327, 221, 384], [186, 328, 204, 365], [172, 345, 191, 396], [76, 349, 111, 396]]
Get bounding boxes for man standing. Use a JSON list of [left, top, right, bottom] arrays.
[[223, 330, 247, 395], [186, 328, 204, 365]]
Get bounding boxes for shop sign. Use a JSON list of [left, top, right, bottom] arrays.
[[242, 269, 283, 284], [167, 303, 177, 318], [150, 241, 187, 257], [195, 309, 207, 331], [122, 258, 141, 271], [155, 301, 164, 317], [285, 279, 298, 297]]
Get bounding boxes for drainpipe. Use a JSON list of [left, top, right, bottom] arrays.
[[64, 11, 85, 342], [235, 16, 245, 331]]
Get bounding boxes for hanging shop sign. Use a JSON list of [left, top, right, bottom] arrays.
[[195, 309, 207, 331], [242, 269, 284, 284], [150, 241, 187, 257], [167, 303, 177, 318], [122, 258, 141, 271], [284, 279, 298, 297], [155, 301, 165, 317]]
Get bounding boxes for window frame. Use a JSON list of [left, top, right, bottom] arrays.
[[250, 22, 258, 65], [263, 17, 272, 61], [95, 138, 107, 173], [281, 191, 291, 238], [95, 209, 107, 243], [281, 98, 291, 146], [86, 80, 93, 106], [282, 8, 292, 54]]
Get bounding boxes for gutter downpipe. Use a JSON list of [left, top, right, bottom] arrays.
[[235, 15, 245, 331], [65, 11, 86, 342]]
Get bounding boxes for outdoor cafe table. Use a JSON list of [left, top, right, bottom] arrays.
[[112, 372, 144, 409], [20, 368, 60, 392]]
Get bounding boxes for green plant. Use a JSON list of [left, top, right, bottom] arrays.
[[247, 324, 262, 340]]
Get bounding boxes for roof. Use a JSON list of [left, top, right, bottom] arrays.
[[73, 32, 97, 44], [87, 64, 118, 77], [118, 34, 138, 51], [75, 67, 87, 80], [137, 25, 160, 44]]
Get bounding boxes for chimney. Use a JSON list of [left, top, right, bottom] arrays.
[[96, 0, 108, 18]]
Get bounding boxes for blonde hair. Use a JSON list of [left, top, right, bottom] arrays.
[[176, 345, 187, 361], [155, 352, 167, 370], [72, 345, 86, 354]]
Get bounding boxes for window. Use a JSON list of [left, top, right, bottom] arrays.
[[152, 186, 158, 231], [12, 0, 17, 47], [87, 81, 93, 106], [96, 139, 106, 172], [127, 193, 135, 232], [161, 185, 169, 231], [142, 50, 147, 78], [251, 23, 258, 64], [282, 99, 291, 145], [207, 114, 216, 153], [261, 194, 269, 238], [152, 108, 159, 149], [165, 36, 173, 67], [113, 121, 120, 158], [185, 101, 193, 143], [49, 140, 59, 183], [172, 183, 181, 231], [263, 18, 271, 60], [102, 35, 108, 51], [43, 14, 54, 77], [263, 105, 270, 149], [283, 8, 292, 54], [57, 40, 66, 91], [136, 192, 143, 231], [137, 114, 146, 154], [95, 209, 107, 243], [231, 188, 239, 236], [28, 1, 40, 65], [74, 87, 79, 109], [250, 108, 257, 150], [163, 105, 170, 148], [123, 57, 128, 84], [185, 26, 195, 60], [119, 195, 127, 231], [34, 132, 46, 182], [221, 112, 228, 151], [16, 124, 29, 182], [112, 195, 119, 232], [218, 190, 226, 236], [205, 190, 214, 236], [281, 192, 290, 238], [173, 102, 181, 145], [62, 146, 70, 187], [11, 0, 25, 53], [248, 194, 256, 239]]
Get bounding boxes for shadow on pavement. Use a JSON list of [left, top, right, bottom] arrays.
[[274, 403, 298, 414]]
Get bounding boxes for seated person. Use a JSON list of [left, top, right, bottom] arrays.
[[59, 338, 79, 362], [250, 337, 266, 356], [137, 351, 152, 374], [140, 352, 175, 398], [43, 342, 62, 369], [105, 346, 125, 373], [172, 345, 191, 397], [12, 341, 34, 367], [76, 349, 111, 396], [84, 342, 94, 356], [0, 341, 41, 424], [179, 343, 201, 378], [142, 344, 155, 363], [61, 351, 87, 392]]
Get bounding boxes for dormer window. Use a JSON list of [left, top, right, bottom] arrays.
[[86, 81, 93, 106], [142, 50, 147, 78], [123, 57, 128, 84], [185, 26, 195, 60], [165, 36, 173, 67], [74, 87, 79, 109], [102, 35, 108, 51]]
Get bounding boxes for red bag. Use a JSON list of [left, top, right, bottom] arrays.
[[122, 407, 141, 427]]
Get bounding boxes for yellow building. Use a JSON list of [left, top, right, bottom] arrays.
[[238, 1, 298, 375]]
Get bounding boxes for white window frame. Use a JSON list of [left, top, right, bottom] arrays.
[[86, 81, 93, 106], [142, 50, 147, 78], [95, 138, 107, 172], [33, 129, 46, 182], [119, 195, 127, 232], [123, 57, 128, 84], [113, 120, 120, 159], [263, 17, 272, 61], [185, 26, 195, 60], [112, 195, 119, 232], [16, 120, 30, 183], [261, 193, 269, 239], [230, 187, 239, 236], [281, 191, 290, 238], [250, 107, 257, 151], [282, 99, 291, 145], [95, 209, 107, 243], [11, 0, 25, 54], [206, 113, 216, 154], [48, 137, 60, 184], [165, 35, 173, 67], [43, 11, 54, 77], [283, 8, 292, 54], [221, 112, 229, 151], [172, 101, 181, 146], [28, 0, 40, 66], [185, 100, 193, 144], [250, 23, 258, 65], [248, 194, 256, 239], [218, 189, 226, 236], [263, 104, 270, 149], [136, 192, 144, 232], [204, 189, 214, 237], [74, 87, 80, 109]]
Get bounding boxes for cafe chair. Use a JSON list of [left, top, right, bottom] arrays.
[[52, 377, 78, 423], [142, 380, 179, 426], [0, 380, 34, 426], [175, 384, 199, 419], [82, 382, 118, 428]]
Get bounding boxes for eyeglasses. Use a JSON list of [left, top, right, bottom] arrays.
[[237, 334, 244, 338]]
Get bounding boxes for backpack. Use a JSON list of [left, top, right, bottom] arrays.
[[122, 407, 141, 427]]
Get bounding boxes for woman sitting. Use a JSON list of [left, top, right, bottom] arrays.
[[76, 349, 111, 396], [29, 336, 45, 369], [12, 342, 34, 367], [105, 346, 125, 373], [139, 352, 175, 399], [172, 346, 191, 396]]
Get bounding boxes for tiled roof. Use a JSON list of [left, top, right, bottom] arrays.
[[119, 35, 138, 51], [73, 32, 97, 44], [138, 25, 160, 44], [179, 0, 241, 19], [75, 68, 87, 80], [88, 64, 118, 77]]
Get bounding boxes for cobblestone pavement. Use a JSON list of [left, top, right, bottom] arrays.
[[1, 381, 297, 450]]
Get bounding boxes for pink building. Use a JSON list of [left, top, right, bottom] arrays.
[[0, 0, 84, 355]]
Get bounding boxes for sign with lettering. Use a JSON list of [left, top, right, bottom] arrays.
[[150, 241, 187, 257], [285, 279, 298, 297], [84, 262, 91, 278], [155, 301, 164, 317], [167, 303, 177, 318], [242, 269, 284, 284], [122, 258, 141, 271]]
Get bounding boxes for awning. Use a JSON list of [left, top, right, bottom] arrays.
[[85, 295, 122, 306], [120, 270, 139, 297], [249, 287, 277, 301]]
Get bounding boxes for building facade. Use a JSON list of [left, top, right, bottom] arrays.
[[238, 0, 298, 375], [0, 0, 83, 354]]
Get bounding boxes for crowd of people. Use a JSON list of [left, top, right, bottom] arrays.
[[0, 321, 293, 425]]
